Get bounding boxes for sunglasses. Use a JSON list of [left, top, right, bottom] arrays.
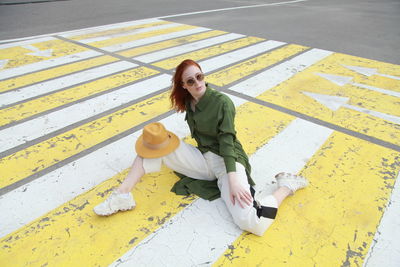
[[183, 73, 205, 87]]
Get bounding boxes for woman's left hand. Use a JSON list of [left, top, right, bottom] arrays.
[[228, 172, 253, 208]]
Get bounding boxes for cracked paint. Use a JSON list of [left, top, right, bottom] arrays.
[[0, 66, 159, 127], [213, 132, 400, 266], [257, 52, 400, 146], [0, 91, 170, 189]]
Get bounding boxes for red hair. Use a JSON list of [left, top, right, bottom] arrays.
[[170, 59, 202, 112]]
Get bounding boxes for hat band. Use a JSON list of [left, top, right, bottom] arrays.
[[142, 136, 170, 150]]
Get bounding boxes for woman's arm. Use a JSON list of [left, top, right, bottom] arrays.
[[218, 99, 253, 208]]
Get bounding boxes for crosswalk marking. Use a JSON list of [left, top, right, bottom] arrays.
[[0, 96, 296, 266], [118, 29, 225, 58], [0, 50, 102, 80], [134, 33, 244, 63], [0, 66, 158, 127], [88, 24, 196, 49], [59, 18, 162, 39], [0, 74, 172, 153], [0, 61, 136, 108], [111, 117, 333, 267], [76, 21, 174, 44], [255, 52, 400, 146], [0, 55, 118, 93], [207, 44, 308, 86], [152, 36, 264, 70], [0, 39, 89, 70], [214, 132, 400, 266], [0, 90, 169, 190], [0, 76, 172, 237], [103, 27, 210, 53], [229, 48, 333, 97], [0, 37, 55, 50], [0, 18, 398, 267]]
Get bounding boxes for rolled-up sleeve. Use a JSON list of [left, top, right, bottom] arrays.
[[217, 100, 237, 173]]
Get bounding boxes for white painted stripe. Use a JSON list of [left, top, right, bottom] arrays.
[[380, 73, 400, 81], [353, 82, 400, 98], [158, 0, 308, 19], [344, 104, 400, 125], [59, 18, 162, 38], [103, 27, 210, 52], [0, 74, 172, 153], [79, 23, 181, 44], [133, 33, 244, 63], [200, 40, 286, 73], [229, 48, 333, 97], [0, 50, 102, 80], [111, 118, 333, 267], [0, 37, 55, 50], [364, 172, 400, 267], [0, 61, 136, 107]]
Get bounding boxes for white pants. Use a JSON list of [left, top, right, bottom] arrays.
[[142, 140, 278, 236]]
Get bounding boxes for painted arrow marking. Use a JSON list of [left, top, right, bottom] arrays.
[[316, 72, 400, 98], [342, 64, 400, 81], [303, 91, 400, 124], [22, 44, 53, 57], [0, 59, 8, 70]]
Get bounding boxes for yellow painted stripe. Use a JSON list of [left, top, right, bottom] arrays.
[[152, 36, 265, 70], [0, 101, 295, 266], [335, 53, 400, 91], [0, 55, 118, 93], [71, 21, 173, 41], [214, 132, 400, 266], [0, 39, 88, 69], [118, 30, 226, 58], [207, 44, 308, 86], [90, 24, 198, 48], [256, 52, 400, 146], [0, 90, 167, 190], [0, 66, 159, 127]]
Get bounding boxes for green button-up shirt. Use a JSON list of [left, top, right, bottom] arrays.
[[185, 86, 254, 186]]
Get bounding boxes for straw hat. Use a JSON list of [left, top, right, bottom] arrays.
[[135, 122, 179, 158]]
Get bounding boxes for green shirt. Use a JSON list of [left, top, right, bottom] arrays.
[[185, 86, 254, 186]]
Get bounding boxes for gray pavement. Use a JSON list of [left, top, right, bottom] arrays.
[[0, 0, 399, 64]]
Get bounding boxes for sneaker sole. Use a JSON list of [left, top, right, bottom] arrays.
[[94, 205, 135, 217]]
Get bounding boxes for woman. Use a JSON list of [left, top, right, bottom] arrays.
[[94, 59, 308, 236]]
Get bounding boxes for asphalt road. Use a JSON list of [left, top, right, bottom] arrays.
[[0, 0, 399, 64]]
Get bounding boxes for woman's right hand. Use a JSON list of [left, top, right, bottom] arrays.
[[228, 172, 253, 208]]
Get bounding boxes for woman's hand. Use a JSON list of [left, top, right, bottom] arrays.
[[228, 172, 253, 208]]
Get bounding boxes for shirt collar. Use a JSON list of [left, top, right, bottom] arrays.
[[194, 85, 212, 112]]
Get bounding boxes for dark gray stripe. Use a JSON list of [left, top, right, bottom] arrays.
[[0, 87, 169, 158], [0, 110, 175, 196], [218, 86, 400, 152]]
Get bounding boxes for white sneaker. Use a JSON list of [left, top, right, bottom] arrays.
[[275, 172, 308, 195], [93, 191, 136, 216]]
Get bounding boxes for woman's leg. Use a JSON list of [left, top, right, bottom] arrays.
[[93, 156, 145, 216], [117, 156, 145, 193], [94, 141, 214, 216], [204, 152, 307, 236]]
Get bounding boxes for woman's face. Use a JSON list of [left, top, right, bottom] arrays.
[[181, 65, 206, 101]]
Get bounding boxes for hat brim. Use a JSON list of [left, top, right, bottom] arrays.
[[135, 131, 180, 158]]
